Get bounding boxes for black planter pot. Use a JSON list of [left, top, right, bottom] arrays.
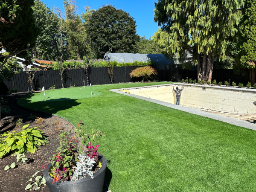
[[43, 155, 107, 192]]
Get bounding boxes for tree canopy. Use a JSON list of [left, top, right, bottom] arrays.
[[154, 0, 244, 82], [87, 5, 139, 59], [32, 0, 61, 61], [0, 0, 41, 67]]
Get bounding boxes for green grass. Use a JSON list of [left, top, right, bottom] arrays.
[[18, 82, 256, 191]]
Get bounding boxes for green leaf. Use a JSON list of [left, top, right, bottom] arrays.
[[22, 124, 30, 129], [35, 176, 42, 182], [10, 162, 16, 168], [4, 165, 10, 170], [32, 130, 42, 138], [25, 184, 32, 190]]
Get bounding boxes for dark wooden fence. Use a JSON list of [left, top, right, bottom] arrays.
[[0, 65, 251, 94]]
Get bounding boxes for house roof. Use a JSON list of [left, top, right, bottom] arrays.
[[103, 53, 174, 65]]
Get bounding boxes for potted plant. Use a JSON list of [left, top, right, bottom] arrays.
[[43, 122, 107, 192]]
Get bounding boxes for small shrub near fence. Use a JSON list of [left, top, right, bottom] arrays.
[[130, 66, 158, 82]]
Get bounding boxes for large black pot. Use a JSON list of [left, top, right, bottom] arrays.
[[43, 155, 107, 192]]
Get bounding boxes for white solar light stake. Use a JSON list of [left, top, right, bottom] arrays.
[[90, 83, 92, 95], [42, 86, 45, 101]]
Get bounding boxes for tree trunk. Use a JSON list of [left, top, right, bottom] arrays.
[[197, 49, 202, 81], [202, 53, 207, 81], [206, 53, 214, 83], [250, 68, 255, 86]]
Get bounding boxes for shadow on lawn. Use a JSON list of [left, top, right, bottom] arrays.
[[18, 93, 81, 114]]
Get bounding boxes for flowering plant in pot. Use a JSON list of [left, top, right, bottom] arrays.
[[43, 121, 107, 192]]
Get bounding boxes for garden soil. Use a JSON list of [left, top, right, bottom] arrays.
[[0, 93, 77, 192]]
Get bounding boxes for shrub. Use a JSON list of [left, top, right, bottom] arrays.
[[212, 79, 217, 85], [238, 83, 243, 88], [232, 81, 236, 86], [224, 81, 229, 86], [246, 82, 251, 88], [218, 81, 222, 86], [254, 83, 256, 89], [201, 80, 205, 84], [0, 124, 48, 158], [185, 79, 188, 83], [189, 78, 192, 83], [193, 79, 197, 84], [207, 81, 211, 85], [130, 66, 158, 81], [197, 79, 201, 84], [181, 79, 184, 83]]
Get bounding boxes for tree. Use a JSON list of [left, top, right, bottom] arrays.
[[32, 0, 60, 61], [87, 5, 139, 59], [154, 0, 244, 82], [136, 36, 163, 54], [237, 0, 256, 85], [0, 0, 41, 67]]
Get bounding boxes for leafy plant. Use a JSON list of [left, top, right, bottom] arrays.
[[224, 81, 229, 86], [254, 83, 256, 89], [189, 78, 192, 83], [185, 79, 188, 83], [0, 124, 48, 158], [238, 83, 243, 88], [207, 81, 211, 85], [193, 79, 196, 84], [232, 81, 236, 86], [15, 118, 23, 127], [71, 154, 96, 181], [49, 85, 55, 90], [129, 66, 158, 82], [218, 81, 222, 86], [35, 117, 44, 129], [25, 171, 46, 191], [181, 79, 184, 83], [201, 80, 205, 84], [49, 131, 79, 182], [197, 79, 201, 84], [212, 79, 217, 85], [4, 153, 28, 170], [246, 82, 251, 88]]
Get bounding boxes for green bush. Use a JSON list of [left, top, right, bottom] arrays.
[[218, 81, 222, 86], [0, 124, 48, 158], [212, 79, 217, 85], [238, 83, 243, 88], [224, 81, 229, 86], [232, 81, 236, 86], [246, 82, 251, 88], [129, 66, 158, 81], [181, 79, 184, 83], [201, 80, 205, 84], [207, 81, 211, 85], [253, 83, 256, 88], [193, 79, 197, 84], [189, 78, 192, 83], [197, 79, 201, 84], [185, 79, 188, 83]]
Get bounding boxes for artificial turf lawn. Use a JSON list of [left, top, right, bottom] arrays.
[[18, 82, 256, 191]]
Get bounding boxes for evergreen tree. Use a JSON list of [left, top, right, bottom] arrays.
[[136, 36, 163, 54], [87, 5, 139, 59], [154, 0, 244, 82]]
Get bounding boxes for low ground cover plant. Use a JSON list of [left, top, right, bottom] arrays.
[[130, 66, 158, 82], [238, 83, 244, 88], [246, 82, 251, 88]]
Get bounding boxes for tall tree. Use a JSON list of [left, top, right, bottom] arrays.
[[0, 0, 41, 67], [87, 5, 139, 59], [237, 0, 256, 85], [136, 36, 163, 54], [154, 0, 244, 82], [32, 0, 60, 61]]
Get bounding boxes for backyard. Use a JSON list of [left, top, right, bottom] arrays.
[[3, 81, 256, 191]]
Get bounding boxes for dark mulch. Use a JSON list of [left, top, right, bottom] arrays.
[[0, 93, 76, 192]]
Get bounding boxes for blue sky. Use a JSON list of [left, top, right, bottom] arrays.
[[41, 0, 160, 39]]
